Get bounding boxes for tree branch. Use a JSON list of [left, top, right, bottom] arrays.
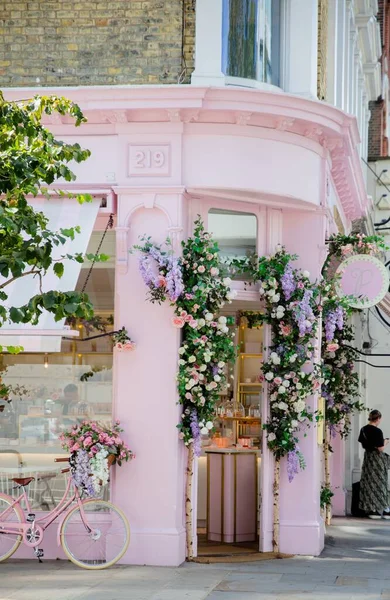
[[0, 269, 40, 289]]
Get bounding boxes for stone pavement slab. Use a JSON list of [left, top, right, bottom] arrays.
[[1, 518, 390, 600]]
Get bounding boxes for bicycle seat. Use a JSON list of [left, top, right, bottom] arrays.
[[12, 477, 35, 486]]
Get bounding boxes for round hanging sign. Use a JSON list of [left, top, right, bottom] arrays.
[[335, 254, 389, 309]]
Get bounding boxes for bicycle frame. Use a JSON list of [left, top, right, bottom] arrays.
[[0, 472, 90, 548]]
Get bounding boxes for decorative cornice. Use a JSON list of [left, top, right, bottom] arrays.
[[2, 85, 368, 223]]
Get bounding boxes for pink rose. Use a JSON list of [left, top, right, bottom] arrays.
[[274, 377, 283, 385], [185, 314, 193, 322], [189, 320, 198, 329], [185, 293, 194, 300], [312, 380, 321, 390], [116, 342, 123, 350], [180, 310, 188, 318], [197, 265, 206, 273], [201, 335, 208, 342], [83, 436, 92, 448], [193, 304, 200, 311], [210, 267, 219, 276], [124, 342, 135, 351], [280, 323, 292, 336], [297, 281, 304, 289], [158, 275, 167, 288], [211, 322, 218, 328], [71, 443, 80, 452], [172, 316, 185, 328], [326, 342, 339, 352]]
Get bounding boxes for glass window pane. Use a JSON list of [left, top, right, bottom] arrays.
[[222, 0, 280, 85], [208, 209, 257, 260], [0, 230, 115, 507]]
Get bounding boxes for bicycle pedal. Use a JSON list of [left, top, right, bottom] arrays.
[[26, 513, 35, 523], [34, 549, 44, 559]]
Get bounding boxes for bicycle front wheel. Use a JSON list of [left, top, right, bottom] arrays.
[[60, 500, 130, 570], [0, 493, 23, 562]]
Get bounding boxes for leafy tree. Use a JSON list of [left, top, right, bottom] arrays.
[[0, 91, 105, 399]]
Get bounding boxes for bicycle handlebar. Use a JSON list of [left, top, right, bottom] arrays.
[[54, 457, 69, 463]]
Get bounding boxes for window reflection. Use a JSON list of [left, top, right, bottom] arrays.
[[0, 231, 115, 507], [208, 209, 257, 262], [222, 0, 281, 85]]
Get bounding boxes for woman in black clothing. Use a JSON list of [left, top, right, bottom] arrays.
[[358, 409, 390, 519]]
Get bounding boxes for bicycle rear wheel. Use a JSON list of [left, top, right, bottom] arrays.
[[60, 499, 130, 570], [0, 493, 23, 562]]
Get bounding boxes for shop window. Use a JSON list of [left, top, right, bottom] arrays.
[[0, 231, 115, 507], [222, 0, 281, 86], [208, 209, 257, 263]]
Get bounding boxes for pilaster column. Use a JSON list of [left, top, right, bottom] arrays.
[[111, 190, 187, 566], [191, 0, 225, 86], [277, 211, 327, 555], [284, 0, 318, 99]]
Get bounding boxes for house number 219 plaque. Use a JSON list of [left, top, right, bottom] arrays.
[[128, 144, 170, 177]]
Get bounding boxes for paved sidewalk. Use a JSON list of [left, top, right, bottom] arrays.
[[1, 518, 390, 599]]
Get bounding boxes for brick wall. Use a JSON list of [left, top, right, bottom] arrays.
[[317, 0, 328, 100], [0, 0, 196, 87], [368, 100, 386, 159]]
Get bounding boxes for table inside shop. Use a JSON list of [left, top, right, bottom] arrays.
[[0, 465, 66, 510]]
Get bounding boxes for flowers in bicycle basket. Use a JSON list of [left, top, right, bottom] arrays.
[[59, 421, 134, 497], [113, 327, 136, 352]]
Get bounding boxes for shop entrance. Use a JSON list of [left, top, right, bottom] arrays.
[[196, 301, 264, 559]]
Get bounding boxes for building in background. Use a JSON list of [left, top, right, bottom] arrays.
[[0, 0, 385, 564]]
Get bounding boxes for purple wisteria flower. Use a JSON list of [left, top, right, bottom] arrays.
[[287, 449, 300, 483], [281, 263, 296, 301], [294, 290, 314, 337], [325, 306, 345, 341], [165, 256, 184, 302], [71, 449, 95, 497], [190, 410, 202, 457]]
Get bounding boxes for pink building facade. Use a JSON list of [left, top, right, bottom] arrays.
[[3, 85, 369, 565]]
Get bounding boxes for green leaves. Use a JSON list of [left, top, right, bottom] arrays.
[[53, 262, 64, 278]]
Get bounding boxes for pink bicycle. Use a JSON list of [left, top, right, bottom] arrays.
[[0, 457, 130, 570]]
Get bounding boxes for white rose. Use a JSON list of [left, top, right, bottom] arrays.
[[271, 294, 280, 303], [268, 433, 276, 442], [294, 400, 305, 412], [289, 355, 297, 363], [218, 316, 227, 324], [273, 356, 281, 365], [199, 364, 207, 372], [178, 359, 186, 366], [296, 383, 302, 390], [178, 347, 186, 355], [200, 427, 209, 435], [205, 313, 213, 321], [206, 421, 214, 430], [278, 401, 288, 410], [198, 318, 206, 328], [278, 385, 286, 394], [204, 355, 211, 363], [218, 361, 225, 368], [265, 372, 274, 381], [223, 277, 232, 286], [188, 356, 196, 363], [222, 326, 229, 334], [226, 290, 237, 300], [259, 287, 265, 296], [275, 244, 282, 252], [302, 270, 310, 278], [291, 420, 298, 428], [282, 380, 290, 388], [214, 374, 221, 382]]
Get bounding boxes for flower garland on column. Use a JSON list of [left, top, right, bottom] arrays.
[[134, 218, 237, 559], [319, 232, 387, 522]]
